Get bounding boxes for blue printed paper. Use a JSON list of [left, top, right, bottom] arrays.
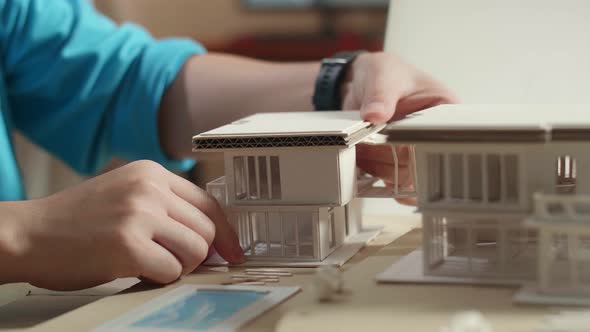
[[132, 290, 266, 330]]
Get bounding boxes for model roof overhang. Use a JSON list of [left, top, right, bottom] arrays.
[[384, 104, 590, 143], [193, 111, 384, 151]]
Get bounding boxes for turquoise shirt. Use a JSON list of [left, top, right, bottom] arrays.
[[0, 0, 200, 200]]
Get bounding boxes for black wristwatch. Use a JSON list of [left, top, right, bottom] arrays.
[[312, 50, 366, 111]]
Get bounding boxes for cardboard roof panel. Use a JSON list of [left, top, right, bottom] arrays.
[[384, 104, 590, 142], [199, 112, 370, 137], [193, 111, 383, 151]]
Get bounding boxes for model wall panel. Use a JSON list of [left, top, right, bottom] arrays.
[[280, 149, 341, 205], [338, 146, 357, 206], [223, 148, 346, 206], [345, 198, 363, 237]]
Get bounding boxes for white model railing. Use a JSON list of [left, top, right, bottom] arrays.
[[532, 192, 590, 222], [356, 145, 417, 199], [206, 176, 228, 207]]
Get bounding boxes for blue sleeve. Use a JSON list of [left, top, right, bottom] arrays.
[[0, 0, 200, 175]]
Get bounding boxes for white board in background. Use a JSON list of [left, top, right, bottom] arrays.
[[385, 0, 590, 104]]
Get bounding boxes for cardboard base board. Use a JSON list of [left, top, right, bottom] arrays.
[[376, 250, 526, 286], [513, 285, 590, 306]]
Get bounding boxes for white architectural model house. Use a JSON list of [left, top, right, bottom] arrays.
[[376, 104, 590, 305], [192, 112, 410, 267]]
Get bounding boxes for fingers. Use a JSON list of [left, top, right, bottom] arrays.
[[135, 238, 183, 284], [394, 89, 457, 120], [355, 53, 459, 123], [359, 55, 402, 123], [162, 189, 215, 246], [356, 144, 410, 166], [355, 143, 416, 203], [394, 72, 460, 120], [395, 196, 418, 206], [356, 158, 413, 188], [164, 173, 244, 264], [151, 216, 210, 275]]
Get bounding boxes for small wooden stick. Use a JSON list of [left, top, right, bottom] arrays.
[[245, 268, 290, 273], [231, 277, 279, 283], [231, 274, 278, 280], [222, 280, 270, 286], [234, 281, 266, 286], [245, 271, 292, 277]]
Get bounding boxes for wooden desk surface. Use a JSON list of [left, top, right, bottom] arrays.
[[0, 215, 555, 332]]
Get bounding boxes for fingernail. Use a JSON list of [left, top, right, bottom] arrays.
[[362, 102, 388, 123]]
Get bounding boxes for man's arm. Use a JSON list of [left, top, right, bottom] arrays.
[[0, 0, 243, 290], [1, 0, 200, 174], [158, 54, 320, 159]]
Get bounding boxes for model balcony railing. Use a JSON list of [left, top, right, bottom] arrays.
[[356, 145, 417, 199], [532, 192, 590, 223], [206, 176, 228, 207]]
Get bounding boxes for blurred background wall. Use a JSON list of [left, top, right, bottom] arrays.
[[95, 0, 387, 45], [16, 0, 389, 198]]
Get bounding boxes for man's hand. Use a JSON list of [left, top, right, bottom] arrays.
[[342, 52, 458, 122], [9, 160, 244, 291], [343, 52, 458, 203]]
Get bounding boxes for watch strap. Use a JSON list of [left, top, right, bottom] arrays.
[[312, 50, 366, 111]]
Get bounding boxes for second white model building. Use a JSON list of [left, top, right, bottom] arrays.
[[380, 104, 590, 304]]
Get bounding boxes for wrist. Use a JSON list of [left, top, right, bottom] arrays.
[[0, 201, 37, 284]]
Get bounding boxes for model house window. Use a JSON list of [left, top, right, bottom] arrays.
[[504, 155, 519, 203], [556, 155, 576, 194], [233, 156, 282, 200], [236, 211, 315, 259], [450, 154, 463, 200], [270, 156, 281, 199], [233, 157, 247, 199], [427, 154, 445, 202], [427, 152, 519, 204], [487, 155, 501, 202], [247, 156, 259, 199], [282, 212, 314, 258], [468, 154, 483, 201]]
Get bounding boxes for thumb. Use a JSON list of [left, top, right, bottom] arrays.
[[360, 60, 401, 123]]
